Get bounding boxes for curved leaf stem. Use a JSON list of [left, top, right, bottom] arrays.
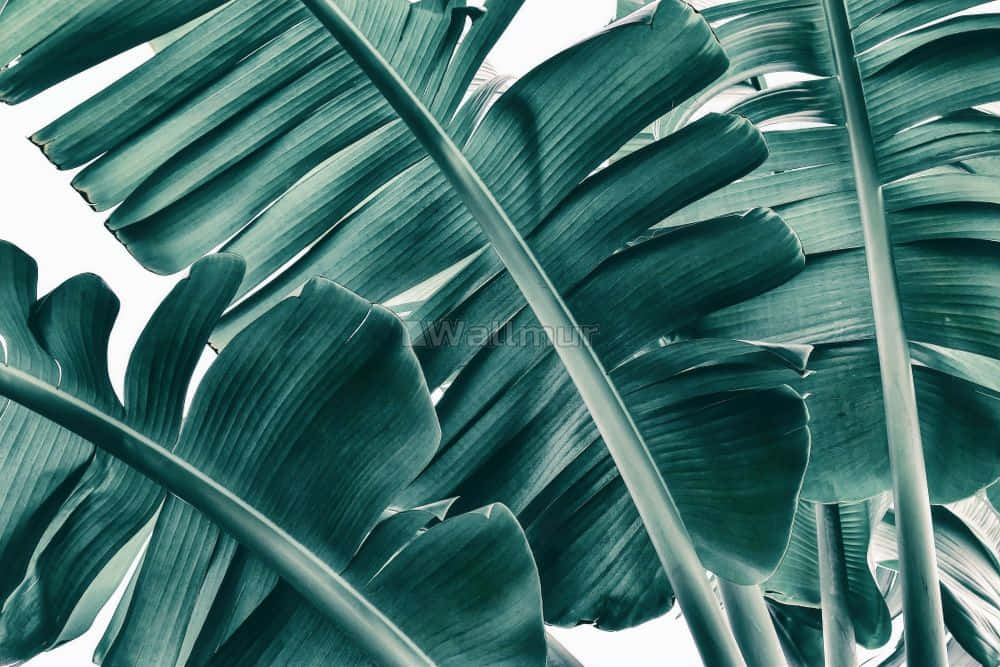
[[819, 1, 947, 664], [0, 365, 432, 667], [718, 581, 787, 667], [815, 504, 858, 667], [296, 1, 745, 664]]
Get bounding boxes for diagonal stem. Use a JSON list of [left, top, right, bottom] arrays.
[[718, 581, 787, 667], [819, 1, 947, 664], [296, 1, 744, 665], [0, 364, 432, 667]]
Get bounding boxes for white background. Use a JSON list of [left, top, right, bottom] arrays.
[[0, 0, 704, 664]]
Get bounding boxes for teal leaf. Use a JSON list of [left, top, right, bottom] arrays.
[[765, 498, 892, 648], [0, 243, 545, 665]]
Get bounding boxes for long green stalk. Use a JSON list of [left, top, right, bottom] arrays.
[[296, 2, 745, 665], [819, 1, 947, 664], [0, 365, 432, 667], [815, 504, 857, 667], [718, 581, 787, 667]]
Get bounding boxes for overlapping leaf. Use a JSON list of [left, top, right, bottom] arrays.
[[772, 498, 1000, 666], [764, 499, 892, 649], [397, 202, 814, 628], [768, 600, 826, 667], [654, 0, 1000, 505], [13, 0, 749, 343], [0, 243, 546, 665], [0, 245, 241, 660], [207, 505, 543, 667], [0, 0, 231, 102], [873, 498, 1000, 666], [5, 0, 820, 639]]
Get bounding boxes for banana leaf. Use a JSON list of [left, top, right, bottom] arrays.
[[873, 498, 1000, 665], [768, 600, 826, 667], [671, 2, 1000, 656], [765, 499, 892, 649], [1, 0, 816, 648], [670, 0, 1000, 506], [772, 497, 1000, 666], [0, 243, 545, 665]]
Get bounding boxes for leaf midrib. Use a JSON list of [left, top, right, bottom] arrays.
[[819, 0, 948, 663]]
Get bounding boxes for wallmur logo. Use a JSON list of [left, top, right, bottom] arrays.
[[410, 319, 600, 348]]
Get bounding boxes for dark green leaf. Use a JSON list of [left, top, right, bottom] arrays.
[[0, 253, 243, 658], [874, 500, 1000, 666], [0, 243, 545, 666], [765, 499, 892, 648], [208, 506, 545, 667]]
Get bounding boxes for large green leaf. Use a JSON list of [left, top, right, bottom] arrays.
[[411, 111, 770, 389], [771, 524, 996, 667], [16, 0, 733, 335], [210, 1, 743, 346], [651, 6, 1000, 657], [0, 245, 114, 613], [940, 499, 1000, 666], [750, 339, 999, 504], [397, 208, 811, 629], [98, 275, 435, 665], [0, 250, 242, 658], [873, 499, 1000, 666], [0, 0, 231, 103], [6, 0, 818, 644], [422, 206, 803, 461], [518, 344, 809, 629], [661, 0, 1000, 507], [764, 499, 892, 648], [0, 243, 545, 665], [768, 600, 826, 667], [207, 505, 543, 667]]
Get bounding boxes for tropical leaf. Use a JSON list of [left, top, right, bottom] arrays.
[[671, 2, 1000, 656], [659, 0, 1000, 508], [402, 214, 812, 630], [3, 0, 817, 648], [764, 499, 892, 649], [204, 505, 544, 667], [19, 0, 1000, 662], [16, 0, 723, 325], [0, 244, 241, 657], [874, 498, 1000, 666], [774, 498, 1000, 666], [0, 242, 545, 665], [0, 0, 231, 102]]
